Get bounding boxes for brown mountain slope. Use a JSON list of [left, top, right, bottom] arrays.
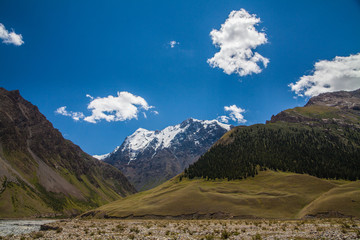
[[0, 88, 136, 218]]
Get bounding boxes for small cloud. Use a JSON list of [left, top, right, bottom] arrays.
[[0, 23, 24, 46], [152, 110, 159, 115], [207, 9, 268, 77], [55, 106, 84, 121], [217, 115, 229, 123], [218, 105, 247, 124], [169, 40, 179, 48], [289, 53, 360, 97], [56, 92, 155, 124], [86, 94, 94, 99]]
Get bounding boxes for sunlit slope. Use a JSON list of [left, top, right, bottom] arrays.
[[84, 171, 359, 219], [298, 181, 360, 218]]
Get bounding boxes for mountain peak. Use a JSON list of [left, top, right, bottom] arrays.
[[102, 118, 230, 190]]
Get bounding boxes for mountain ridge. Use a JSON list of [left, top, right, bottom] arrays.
[[0, 87, 136, 218]]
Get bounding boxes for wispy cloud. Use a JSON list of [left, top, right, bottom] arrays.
[[56, 92, 155, 123], [169, 40, 179, 48], [218, 105, 246, 124], [55, 106, 84, 121], [0, 23, 24, 46], [289, 53, 360, 97], [207, 9, 268, 77]]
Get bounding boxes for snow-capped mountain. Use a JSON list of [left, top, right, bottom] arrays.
[[93, 146, 120, 160], [102, 118, 231, 191]]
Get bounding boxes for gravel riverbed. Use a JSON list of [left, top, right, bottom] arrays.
[[1, 218, 359, 239]]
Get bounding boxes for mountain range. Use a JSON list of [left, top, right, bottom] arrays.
[[86, 89, 360, 219], [99, 119, 231, 190], [0, 88, 136, 218], [1, 86, 359, 220]]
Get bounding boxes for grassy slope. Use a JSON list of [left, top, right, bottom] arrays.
[[0, 168, 125, 218], [89, 170, 359, 219], [0, 182, 53, 218], [0, 153, 131, 218], [298, 181, 360, 218]]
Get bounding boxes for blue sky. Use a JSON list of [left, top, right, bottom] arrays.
[[1, 0, 360, 155]]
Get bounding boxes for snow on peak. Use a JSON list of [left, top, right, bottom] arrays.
[[93, 153, 110, 160], [95, 118, 230, 163], [124, 118, 230, 153], [191, 118, 231, 131], [93, 145, 121, 160]]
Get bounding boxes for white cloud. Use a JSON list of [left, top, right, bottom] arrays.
[[84, 92, 152, 123], [289, 53, 360, 97], [55, 106, 85, 121], [217, 115, 230, 123], [218, 104, 247, 124], [56, 92, 154, 124], [169, 40, 179, 48], [207, 9, 269, 77], [0, 23, 24, 46]]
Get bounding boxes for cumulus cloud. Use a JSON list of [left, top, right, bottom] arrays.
[[56, 92, 155, 124], [55, 106, 85, 121], [0, 23, 24, 46], [169, 40, 179, 48], [218, 105, 247, 124], [289, 53, 360, 97], [207, 9, 269, 77], [84, 92, 152, 123]]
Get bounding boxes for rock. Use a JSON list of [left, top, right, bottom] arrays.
[[40, 224, 59, 231]]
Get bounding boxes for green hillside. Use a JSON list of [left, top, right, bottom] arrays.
[[84, 170, 360, 219], [185, 95, 360, 181]]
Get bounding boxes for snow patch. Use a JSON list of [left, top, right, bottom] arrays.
[[93, 153, 110, 160], [93, 145, 121, 160]]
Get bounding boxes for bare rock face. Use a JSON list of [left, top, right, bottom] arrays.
[[103, 119, 231, 191], [268, 89, 360, 127], [0, 87, 136, 218], [305, 89, 360, 110]]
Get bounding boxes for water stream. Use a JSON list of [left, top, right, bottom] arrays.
[[0, 219, 57, 236]]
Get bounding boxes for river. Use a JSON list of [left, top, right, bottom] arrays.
[[0, 219, 57, 236]]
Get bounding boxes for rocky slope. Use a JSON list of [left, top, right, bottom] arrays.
[[0, 88, 136, 218], [102, 119, 231, 191]]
